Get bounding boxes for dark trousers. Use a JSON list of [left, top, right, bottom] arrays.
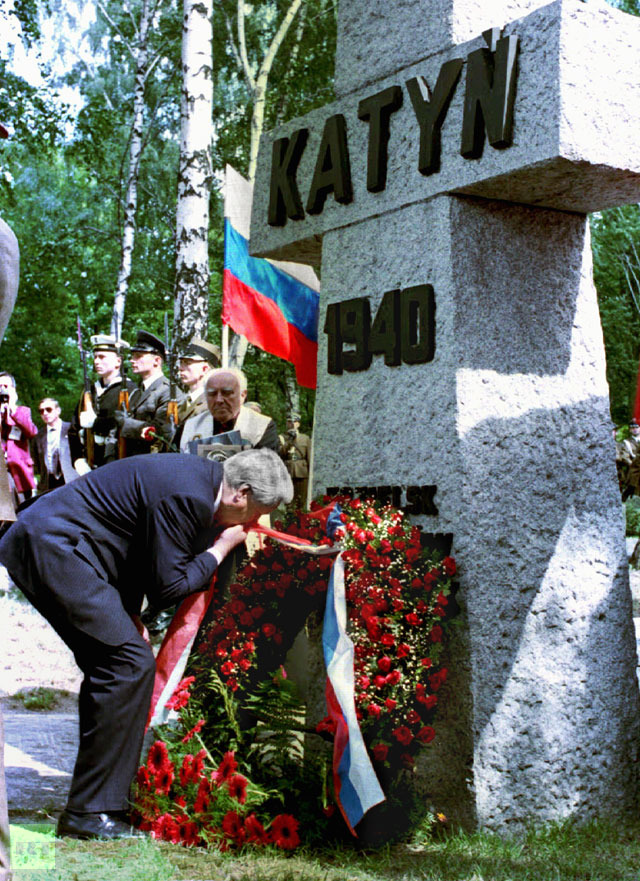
[[13, 577, 156, 814]]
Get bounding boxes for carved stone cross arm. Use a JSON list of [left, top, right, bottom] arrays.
[[251, 0, 640, 265]]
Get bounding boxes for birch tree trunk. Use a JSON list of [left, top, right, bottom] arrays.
[[110, 0, 153, 340], [173, 0, 214, 352], [228, 0, 304, 370]]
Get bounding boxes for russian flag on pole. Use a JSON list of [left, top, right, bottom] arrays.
[[323, 554, 386, 834], [222, 164, 320, 388]]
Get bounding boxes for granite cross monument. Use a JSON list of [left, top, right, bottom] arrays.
[[250, 0, 640, 830]]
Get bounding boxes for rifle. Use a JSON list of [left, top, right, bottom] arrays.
[[117, 339, 130, 459], [164, 312, 179, 435], [76, 316, 95, 468]]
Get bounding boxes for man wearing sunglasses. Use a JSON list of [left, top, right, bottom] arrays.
[[32, 398, 78, 493]]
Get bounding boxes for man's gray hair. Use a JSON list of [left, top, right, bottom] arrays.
[[207, 367, 247, 394], [223, 448, 293, 506]]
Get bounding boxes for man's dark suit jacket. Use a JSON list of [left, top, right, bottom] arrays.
[[0, 453, 223, 646], [31, 421, 77, 491]]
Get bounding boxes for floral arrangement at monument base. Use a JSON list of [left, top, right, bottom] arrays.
[[132, 496, 458, 849]]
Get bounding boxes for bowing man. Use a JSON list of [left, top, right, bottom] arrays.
[[0, 447, 293, 840]]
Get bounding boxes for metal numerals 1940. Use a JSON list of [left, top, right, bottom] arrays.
[[323, 284, 435, 375]]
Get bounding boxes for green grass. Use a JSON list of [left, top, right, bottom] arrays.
[[9, 817, 640, 881], [11, 687, 71, 711]]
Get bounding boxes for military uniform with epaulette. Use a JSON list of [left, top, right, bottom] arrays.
[[279, 414, 310, 507], [115, 330, 185, 456], [68, 335, 136, 470]]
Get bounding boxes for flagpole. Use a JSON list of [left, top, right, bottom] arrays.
[[222, 323, 229, 368]]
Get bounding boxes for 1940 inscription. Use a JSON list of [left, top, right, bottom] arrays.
[[324, 284, 435, 374]]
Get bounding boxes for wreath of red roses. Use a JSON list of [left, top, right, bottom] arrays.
[[133, 496, 457, 848]]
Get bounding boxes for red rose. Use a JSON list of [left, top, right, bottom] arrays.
[[417, 726, 436, 743], [262, 622, 276, 638], [377, 655, 392, 672], [372, 743, 389, 762], [406, 709, 421, 725], [430, 625, 443, 643], [405, 612, 422, 626], [385, 698, 397, 711], [367, 703, 382, 718], [443, 556, 456, 575], [397, 643, 411, 658], [429, 668, 448, 690], [381, 633, 395, 647], [392, 725, 413, 745], [386, 669, 402, 685]]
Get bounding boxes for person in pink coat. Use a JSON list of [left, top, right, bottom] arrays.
[[0, 371, 37, 503]]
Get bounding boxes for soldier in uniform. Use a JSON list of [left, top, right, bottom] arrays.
[[69, 335, 136, 472], [170, 338, 221, 452], [115, 330, 184, 456], [279, 413, 311, 508]]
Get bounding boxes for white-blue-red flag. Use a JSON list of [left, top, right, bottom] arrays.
[[222, 164, 320, 388], [322, 553, 386, 833]]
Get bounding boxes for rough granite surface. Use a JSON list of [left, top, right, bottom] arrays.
[[251, 0, 640, 264], [249, 0, 640, 832], [311, 195, 640, 829]]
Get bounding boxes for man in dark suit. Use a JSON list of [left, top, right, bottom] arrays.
[[116, 330, 184, 455], [0, 448, 293, 840], [32, 398, 78, 492]]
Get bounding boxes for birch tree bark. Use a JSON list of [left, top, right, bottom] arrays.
[[228, 0, 305, 369], [173, 0, 214, 353], [109, 0, 162, 340]]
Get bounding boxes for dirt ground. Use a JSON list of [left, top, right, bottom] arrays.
[[0, 574, 82, 711]]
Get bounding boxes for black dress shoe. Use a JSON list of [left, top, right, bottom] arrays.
[[56, 809, 146, 840]]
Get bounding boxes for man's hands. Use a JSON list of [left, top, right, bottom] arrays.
[[207, 524, 249, 565]]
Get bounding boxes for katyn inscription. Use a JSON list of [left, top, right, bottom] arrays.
[[268, 29, 518, 227], [324, 284, 435, 373]]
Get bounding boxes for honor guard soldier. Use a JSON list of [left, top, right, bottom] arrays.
[[178, 338, 221, 423], [279, 413, 311, 508], [69, 335, 136, 473], [170, 338, 221, 449], [115, 330, 184, 455]]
